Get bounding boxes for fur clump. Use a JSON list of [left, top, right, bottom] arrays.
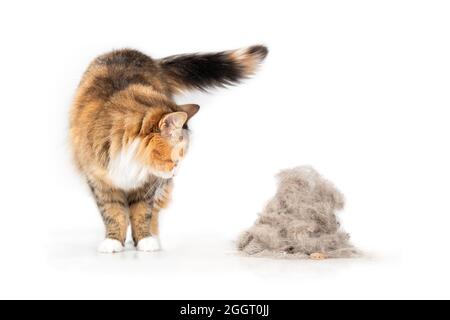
[[237, 166, 360, 259]]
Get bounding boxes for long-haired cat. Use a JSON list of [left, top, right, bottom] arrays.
[[69, 45, 268, 253]]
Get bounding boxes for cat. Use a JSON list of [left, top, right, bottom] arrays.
[[69, 45, 268, 253]]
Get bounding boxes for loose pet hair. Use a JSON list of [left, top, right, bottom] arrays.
[[237, 166, 360, 259]]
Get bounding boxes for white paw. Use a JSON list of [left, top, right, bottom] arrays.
[[98, 238, 124, 254], [137, 236, 161, 252]]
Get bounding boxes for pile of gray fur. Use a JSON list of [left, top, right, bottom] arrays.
[[237, 166, 360, 259]]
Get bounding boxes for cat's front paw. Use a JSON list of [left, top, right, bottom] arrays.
[[98, 238, 124, 254], [137, 236, 161, 252]]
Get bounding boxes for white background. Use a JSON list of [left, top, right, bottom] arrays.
[[0, 0, 449, 299]]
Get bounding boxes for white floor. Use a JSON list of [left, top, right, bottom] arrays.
[[0, 228, 435, 299]]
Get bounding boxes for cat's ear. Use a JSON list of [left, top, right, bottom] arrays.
[[159, 112, 188, 133], [177, 104, 200, 120]]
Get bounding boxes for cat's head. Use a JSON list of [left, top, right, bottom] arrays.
[[140, 104, 199, 179]]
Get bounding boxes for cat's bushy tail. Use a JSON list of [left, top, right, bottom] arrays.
[[159, 45, 268, 93]]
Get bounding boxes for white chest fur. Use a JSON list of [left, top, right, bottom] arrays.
[[107, 139, 150, 190]]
